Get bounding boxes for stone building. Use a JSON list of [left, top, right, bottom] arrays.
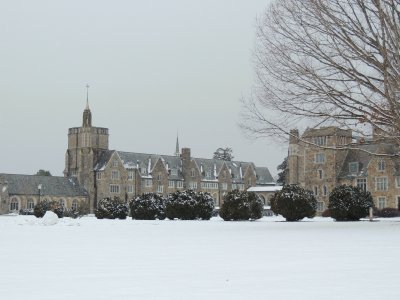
[[64, 102, 275, 213], [0, 174, 87, 215], [287, 126, 400, 213]]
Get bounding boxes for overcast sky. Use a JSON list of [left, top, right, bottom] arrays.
[[0, 0, 286, 178]]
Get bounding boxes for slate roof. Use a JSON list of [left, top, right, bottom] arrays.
[[0, 174, 88, 197], [93, 150, 274, 185], [337, 142, 399, 178]]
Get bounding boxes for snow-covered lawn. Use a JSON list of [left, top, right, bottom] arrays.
[[1, 215, 399, 300]]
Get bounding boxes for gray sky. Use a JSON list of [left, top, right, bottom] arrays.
[[0, 0, 286, 177]]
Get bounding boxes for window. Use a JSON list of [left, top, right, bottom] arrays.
[[191, 169, 195, 177], [110, 184, 120, 193], [376, 177, 388, 191], [157, 185, 163, 193], [112, 160, 118, 167], [157, 173, 162, 181], [396, 176, 400, 188], [314, 136, 327, 146], [189, 181, 197, 189], [317, 202, 324, 212], [27, 199, 34, 210], [315, 153, 325, 163], [377, 197, 386, 209], [141, 168, 147, 175], [206, 171, 211, 178], [314, 186, 318, 196], [71, 200, 78, 210], [96, 172, 102, 180], [145, 179, 152, 187], [10, 198, 18, 211], [323, 186, 328, 196], [168, 181, 175, 188], [127, 185, 134, 193], [171, 169, 178, 176], [349, 162, 359, 174], [338, 136, 347, 146], [318, 169, 323, 179], [222, 183, 228, 190], [128, 171, 134, 180], [176, 181, 183, 189], [357, 178, 367, 191], [378, 160, 385, 171], [111, 170, 120, 180]]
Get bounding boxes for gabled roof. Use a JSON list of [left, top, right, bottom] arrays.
[[93, 150, 274, 185], [338, 142, 398, 178], [0, 174, 88, 197]]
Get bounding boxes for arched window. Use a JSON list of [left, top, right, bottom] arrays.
[[10, 198, 19, 211], [59, 199, 65, 208], [72, 199, 78, 210], [27, 198, 35, 210], [259, 195, 266, 205]]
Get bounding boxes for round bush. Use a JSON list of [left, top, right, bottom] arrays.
[[219, 190, 263, 221], [166, 190, 215, 220], [34, 200, 51, 218], [328, 185, 373, 221], [33, 200, 64, 218], [270, 185, 317, 221], [194, 191, 215, 220], [95, 196, 128, 220], [130, 193, 166, 220]]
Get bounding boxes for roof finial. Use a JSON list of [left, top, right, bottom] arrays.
[[86, 84, 90, 110]]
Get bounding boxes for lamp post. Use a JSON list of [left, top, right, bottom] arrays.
[[38, 184, 42, 203]]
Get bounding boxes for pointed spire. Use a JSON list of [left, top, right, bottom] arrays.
[[82, 84, 92, 127], [175, 132, 180, 156], [85, 84, 90, 110]]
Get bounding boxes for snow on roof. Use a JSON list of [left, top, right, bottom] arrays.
[[247, 186, 282, 192]]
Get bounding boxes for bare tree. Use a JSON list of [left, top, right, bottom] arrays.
[[241, 0, 400, 146]]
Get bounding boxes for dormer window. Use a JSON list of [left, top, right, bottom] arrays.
[[113, 160, 118, 167], [378, 160, 385, 171], [314, 136, 327, 146], [349, 162, 359, 174], [191, 169, 195, 177], [206, 171, 211, 178]]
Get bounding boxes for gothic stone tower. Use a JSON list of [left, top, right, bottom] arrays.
[[64, 97, 109, 212]]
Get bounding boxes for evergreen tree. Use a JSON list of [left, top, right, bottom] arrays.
[[36, 170, 52, 176], [276, 157, 287, 185], [213, 147, 234, 161]]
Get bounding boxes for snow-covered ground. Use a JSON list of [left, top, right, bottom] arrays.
[[0, 215, 399, 300]]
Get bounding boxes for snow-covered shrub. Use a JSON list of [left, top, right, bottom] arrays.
[[95, 197, 128, 220], [166, 190, 214, 220], [328, 185, 373, 221], [219, 189, 263, 221], [270, 185, 317, 221], [33, 200, 64, 218], [376, 207, 400, 218], [64, 201, 90, 219], [195, 191, 214, 220], [130, 193, 166, 220], [51, 202, 64, 218]]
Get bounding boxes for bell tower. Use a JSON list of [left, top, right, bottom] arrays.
[[64, 86, 109, 211]]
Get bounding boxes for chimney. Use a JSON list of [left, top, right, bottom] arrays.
[[289, 129, 300, 144]]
